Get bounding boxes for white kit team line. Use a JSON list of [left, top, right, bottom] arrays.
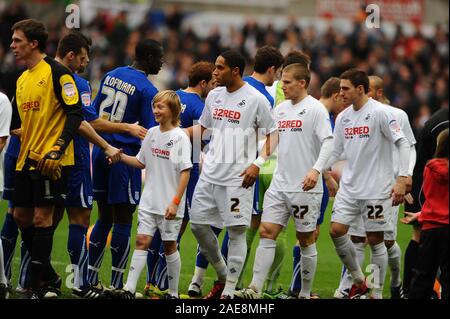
[[0, 18, 431, 300]]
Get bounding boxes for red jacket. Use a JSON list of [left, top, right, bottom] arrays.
[[419, 158, 449, 230]]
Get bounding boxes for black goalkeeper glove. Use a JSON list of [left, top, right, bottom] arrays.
[[37, 140, 64, 180]]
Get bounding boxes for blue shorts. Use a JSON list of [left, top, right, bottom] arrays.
[[183, 165, 199, 221], [65, 159, 93, 209], [252, 177, 261, 215], [2, 152, 17, 202], [92, 145, 142, 205], [317, 178, 329, 225]]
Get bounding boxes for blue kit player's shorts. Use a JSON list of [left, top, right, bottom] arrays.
[[183, 165, 199, 221], [317, 178, 329, 225], [251, 177, 261, 215], [2, 152, 17, 203], [92, 144, 142, 205], [65, 157, 93, 209]]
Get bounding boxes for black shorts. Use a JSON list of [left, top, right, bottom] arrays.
[[13, 166, 70, 208]]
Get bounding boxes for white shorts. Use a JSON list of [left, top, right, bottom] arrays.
[[348, 205, 399, 240], [190, 179, 254, 228], [137, 209, 182, 241], [262, 188, 321, 233], [331, 192, 394, 233]]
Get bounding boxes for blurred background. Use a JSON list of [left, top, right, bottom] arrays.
[[0, 0, 448, 137]]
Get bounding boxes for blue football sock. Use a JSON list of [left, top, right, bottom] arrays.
[[68, 224, 88, 289], [146, 230, 161, 285], [1, 212, 19, 280], [155, 243, 167, 290], [110, 223, 132, 289], [290, 245, 302, 293], [87, 220, 111, 285], [221, 229, 229, 263]]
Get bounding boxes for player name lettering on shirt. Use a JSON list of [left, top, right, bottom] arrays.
[[212, 108, 241, 124], [104, 75, 136, 95], [344, 126, 370, 139]]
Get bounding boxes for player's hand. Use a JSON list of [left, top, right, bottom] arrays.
[[324, 173, 339, 197], [105, 145, 122, 164], [302, 169, 320, 191], [405, 175, 413, 194], [128, 122, 148, 140], [37, 144, 63, 180], [165, 203, 177, 220], [391, 176, 406, 206], [400, 211, 419, 224], [240, 164, 259, 188]]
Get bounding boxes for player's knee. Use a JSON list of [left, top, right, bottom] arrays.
[[13, 210, 32, 229], [227, 225, 246, 239], [33, 213, 53, 227], [190, 223, 207, 238], [329, 224, 345, 238], [366, 232, 383, 245], [135, 234, 151, 250], [259, 223, 277, 240], [384, 240, 395, 249], [297, 232, 315, 247], [351, 235, 366, 244], [163, 241, 177, 255]]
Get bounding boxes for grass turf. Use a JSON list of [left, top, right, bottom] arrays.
[[0, 200, 412, 299]]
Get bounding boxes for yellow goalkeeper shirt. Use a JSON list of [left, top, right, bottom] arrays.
[[15, 56, 80, 171]]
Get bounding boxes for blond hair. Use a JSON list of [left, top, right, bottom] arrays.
[[152, 90, 181, 126]]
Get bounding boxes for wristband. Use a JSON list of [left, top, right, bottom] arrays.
[[252, 156, 266, 168], [172, 196, 181, 206]]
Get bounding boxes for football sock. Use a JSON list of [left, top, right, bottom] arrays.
[[403, 239, 419, 295], [388, 242, 402, 288], [339, 241, 366, 291], [30, 226, 54, 290], [156, 244, 168, 290], [67, 224, 88, 289], [221, 230, 229, 263], [1, 212, 18, 279], [124, 249, 147, 294], [236, 226, 258, 289], [290, 244, 302, 292], [87, 219, 112, 285], [223, 226, 247, 297], [264, 228, 287, 292], [332, 235, 364, 285], [299, 243, 318, 299], [191, 266, 206, 287], [146, 230, 161, 285], [0, 238, 7, 284], [195, 226, 222, 270], [18, 241, 31, 289], [250, 238, 276, 293], [191, 223, 227, 282], [370, 242, 388, 299], [166, 250, 181, 297], [110, 223, 131, 289]]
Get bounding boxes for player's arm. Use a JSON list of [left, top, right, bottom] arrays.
[[78, 121, 121, 163], [406, 145, 416, 194], [165, 168, 191, 220], [119, 153, 145, 169], [89, 118, 148, 140], [241, 129, 279, 189]]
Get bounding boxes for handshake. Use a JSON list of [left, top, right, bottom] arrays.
[[26, 142, 123, 180]]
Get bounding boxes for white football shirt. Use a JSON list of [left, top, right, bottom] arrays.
[[199, 83, 277, 186], [0, 93, 12, 192], [386, 105, 416, 177], [137, 126, 192, 218], [271, 95, 333, 192], [332, 98, 406, 199]]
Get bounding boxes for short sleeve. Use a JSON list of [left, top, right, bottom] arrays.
[[380, 108, 405, 143], [314, 103, 333, 142], [136, 130, 152, 165], [178, 133, 193, 171], [198, 93, 213, 129], [0, 95, 12, 137], [399, 110, 416, 145]]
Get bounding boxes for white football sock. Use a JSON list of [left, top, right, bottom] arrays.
[[191, 266, 206, 286], [387, 242, 402, 288], [191, 223, 227, 282], [166, 250, 181, 297], [369, 242, 388, 299], [124, 249, 147, 293], [249, 238, 276, 293], [338, 241, 366, 291], [299, 243, 318, 299], [0, 238, 7, 284], [332, 235, 364, 285], [223, 226, 247, 297]]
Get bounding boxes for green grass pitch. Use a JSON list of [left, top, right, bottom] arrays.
[[0, 199, 412, 299]]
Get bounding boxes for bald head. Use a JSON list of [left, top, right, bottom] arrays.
[[369, 75, 390, 104]]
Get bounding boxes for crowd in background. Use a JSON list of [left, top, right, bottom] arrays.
[[0, 1, 448, 136]]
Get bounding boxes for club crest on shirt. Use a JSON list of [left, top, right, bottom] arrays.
[[297, 108, 307, 116], [237, 99, 246, 108], [364, 113, 371, 121]]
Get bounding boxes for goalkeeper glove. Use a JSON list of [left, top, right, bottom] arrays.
[[37, 142, 64, 180]]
